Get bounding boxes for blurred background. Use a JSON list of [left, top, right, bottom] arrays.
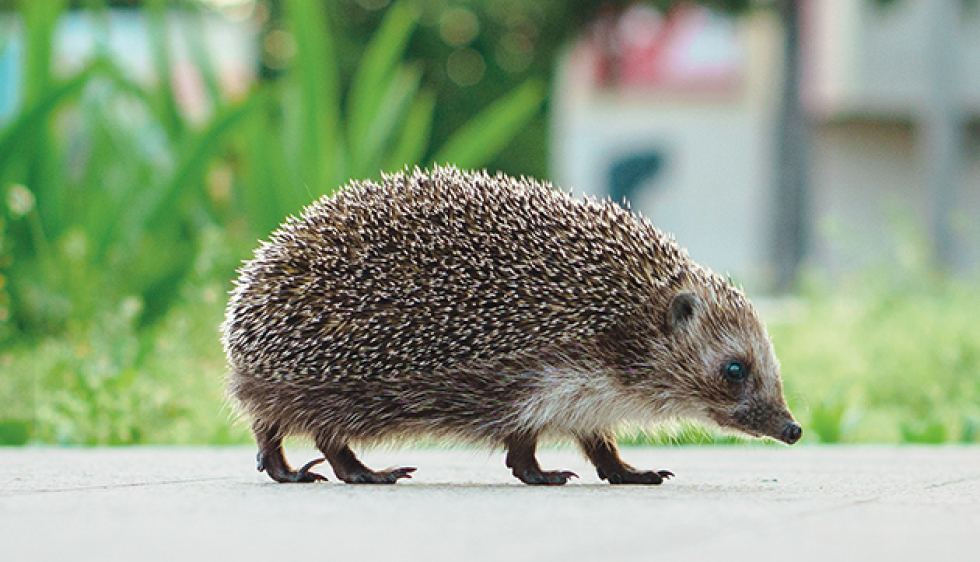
[[0, 0, 977, 447]]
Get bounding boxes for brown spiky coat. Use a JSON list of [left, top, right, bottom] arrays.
[[222, 166, 799, 485]]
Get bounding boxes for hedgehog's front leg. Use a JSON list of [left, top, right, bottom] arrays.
[[578, 432, 674, 485], [315, 437, 416, 484], [505, 432, 578, 485], [254, 421, 327, 483]]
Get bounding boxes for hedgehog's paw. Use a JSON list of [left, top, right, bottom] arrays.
[[339, 466, 417, 485], [514, 469, 578, 486], [597, 467, 673, 485], [260, 455, 328, 483]]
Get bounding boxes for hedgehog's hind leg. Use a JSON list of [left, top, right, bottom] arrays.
[[578, 432, 673, 485], [315, 437, 416, 484], [253, 420, 327, 483], [505, 431, 578, 485]]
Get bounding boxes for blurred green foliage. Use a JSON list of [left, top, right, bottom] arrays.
[[0, 0, 545, 335], [337, 0, 754, 178], [1, 0, 977, 446]]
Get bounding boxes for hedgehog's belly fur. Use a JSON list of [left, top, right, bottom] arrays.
[[227, 369, 516, 446], [227, 359, 654, 447]]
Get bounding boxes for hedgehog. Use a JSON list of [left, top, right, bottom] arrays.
[[221, 165, 801, 486]]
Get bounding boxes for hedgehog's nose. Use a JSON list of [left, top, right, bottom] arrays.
[[781, 422, 802, 444]]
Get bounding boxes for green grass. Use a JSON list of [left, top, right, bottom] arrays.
[[770, 264, 980, 443], [0, 225, 245, 445], [770, 275, 980, 444]]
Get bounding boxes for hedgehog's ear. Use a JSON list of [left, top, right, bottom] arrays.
[[667, 291, 697, 333]]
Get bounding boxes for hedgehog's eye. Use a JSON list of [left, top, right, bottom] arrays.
[[723, 360, 748, 383]]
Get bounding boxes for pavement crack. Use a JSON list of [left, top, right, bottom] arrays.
[[924, 475, 980, 489], [0, 476, 236, 496]]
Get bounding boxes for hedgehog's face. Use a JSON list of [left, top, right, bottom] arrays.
[[655, 288, 801, 445]]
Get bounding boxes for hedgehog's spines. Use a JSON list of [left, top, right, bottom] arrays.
[[222, 165, 759, 447]]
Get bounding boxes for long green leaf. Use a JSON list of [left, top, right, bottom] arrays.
[[19, 0, 65, 105], [85, 61, 176, 260], [346, 1, 418, 158], [433, 79, 546, 170], [242, 87, 302, 235], [0, 56, 152, 248], [181, 3, 224, 113], [0, 62, 105, 172], [146, 0, 185, 139], [349, 63, 422, 179], [96, 54, 163, 113], [385, 89, 436, 172], [143, 95, 259, 232], [285, 0, 341, 195], [16, 0, 67, 234]]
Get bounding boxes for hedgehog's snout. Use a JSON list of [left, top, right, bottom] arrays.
[[780, 421, 803, 444], [731, 402, 800, 444]]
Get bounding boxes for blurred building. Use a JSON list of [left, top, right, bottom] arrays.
[[551, 1, 980, 289], [552, 4, 779, 288], [804, 0, 980, 276]]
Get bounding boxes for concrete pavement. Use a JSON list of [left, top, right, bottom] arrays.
[[1, 445, 978, 561]]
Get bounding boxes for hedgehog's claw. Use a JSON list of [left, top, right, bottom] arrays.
[[381, 466, 417, 482], [514, 469, 578, 486], [598, 467, 672, 485], [340, 466, 416, 484], [258, 454, 327, 483], [297, 457, 328, 480], [281, 458, 327, 483]]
